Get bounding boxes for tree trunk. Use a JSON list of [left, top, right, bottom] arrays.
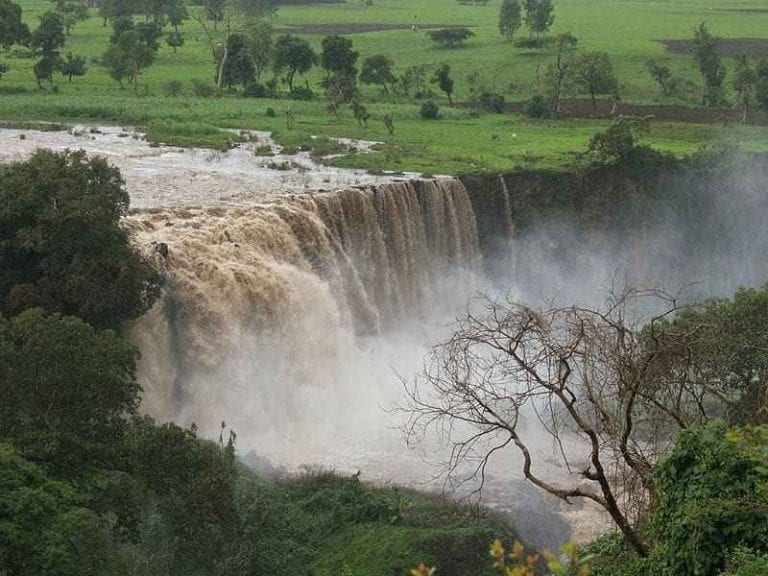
[[217, 38, 229, 91]]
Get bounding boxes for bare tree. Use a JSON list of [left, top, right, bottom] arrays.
[[403, 287, 736, 557]]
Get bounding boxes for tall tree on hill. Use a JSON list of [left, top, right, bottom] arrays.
[[195, 0, 277, 90], [574, 51, 619, 110], [545, 32, 577, 115], [0, 0, 30, 49], [498, 0, 522, 41], [272, 33, 315, 91], [52, 0, 89, 35], [104, 28, 156, 89], [733, 55, 758, 124], [693, 23, 726, 107], [524, 0, 554, 39], [431, 62, 455, 106], [219, 33, 255, 88], [320, 34, 358, 77], [321, 35, 359, 115], [30, 11, 66, 87], [359, 54, 396, 93]]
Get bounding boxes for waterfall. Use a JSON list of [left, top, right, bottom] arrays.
[[124, 178, 482, 434]]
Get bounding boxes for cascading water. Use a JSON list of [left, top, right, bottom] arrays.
[[7, 126, 765, 548], [125, 179, 484, 446]]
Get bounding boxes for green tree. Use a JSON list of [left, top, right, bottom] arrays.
[[0, 442, 121, 575], [498, 0, 522, 41], [757, 59, 768, 112], [220, 32, 255, 88], [646, 59, 673, 96], [53, 0, 89, 35], [165, 29, 184, 51], [427, 27, 474, 48], [195, 0, 276, 89], [431, 62, 455, 106], [359, 54, 396, 93], [272, 33, 316, 91], [103, 28, 157, 88], [693, 22, 726, 106], [59, 50, 86, 81], [545, 32, 577, 115], [574, 51, 618, 109], [0, 0, 30, 49], [166, 0, 188, 31], [650, 421, 768, 576], [649, 284, 768, 424], [31, 10, 65, 86], [126, 418, 239, 574], [524, 0, 554, 38], [245, 17, 272, 82], [586, 115, 651, 163], [0, 310, 140, 476], [733, 55, 758, 123], [31, 10, 66, 55], [0, 150, 159, 326], [320, 34, 359, 77]]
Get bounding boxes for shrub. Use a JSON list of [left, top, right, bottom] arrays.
[[165, 79, 184, 96], [649, 422, 768, 576], [476, 91, 506, 113], [427, 27, 474, 48], [190, 79, 217, 97], [289, 86, 316, 100], [420, 99, 440, 120], [243, 82, 272, 98], [265, 107, 276, 117], [522, 94, 550, 118]]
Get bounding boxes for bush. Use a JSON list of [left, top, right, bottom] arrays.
[[476, 91, 506, 113], [522, 94, 550, 118], [265, 107, 276, 117], [420, 100, 440, 120], [164, 80, 184, 96], [243, 82, 273, 98], [649, 422, 768, 576], [289, 86, 316, 100], [190, 79, 217, 98], [427, 27, 474, 48]]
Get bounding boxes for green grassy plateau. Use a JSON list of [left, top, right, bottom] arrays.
[[1, 0, 767, 173]]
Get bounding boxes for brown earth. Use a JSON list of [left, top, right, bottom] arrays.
[[504, 98, 768, 126], [279, 22, 473, 35], [662, 38, 768, 58]]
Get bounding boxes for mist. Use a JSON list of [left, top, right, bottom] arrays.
[[125, 155, 768, 548]]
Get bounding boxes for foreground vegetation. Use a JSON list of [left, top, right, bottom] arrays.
[[1, 149, 767, 575], [0, 150, 511, 576], [0, 0, 766, 173]]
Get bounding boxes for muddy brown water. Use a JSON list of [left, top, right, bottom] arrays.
[[1, 125, 612, 549]]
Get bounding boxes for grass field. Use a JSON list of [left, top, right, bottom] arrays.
[[1, 0, 767, 173]]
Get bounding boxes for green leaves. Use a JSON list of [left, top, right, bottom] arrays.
[[0, 310, 139, 476], [0, 149, 159, 327]]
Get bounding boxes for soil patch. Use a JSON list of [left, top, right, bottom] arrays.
[[662, 38, 768, 58], [504, 99, 768, 126], [281, 22, 472, 35]]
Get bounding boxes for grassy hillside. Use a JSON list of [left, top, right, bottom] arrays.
[[1, 0, 766, 173]]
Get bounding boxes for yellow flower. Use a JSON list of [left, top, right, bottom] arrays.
[[410, 562, 436, 576], [510, 541, 525, 560], [489, 539, 506, 567]]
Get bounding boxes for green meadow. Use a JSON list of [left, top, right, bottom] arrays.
[[1, 0, 767, 173]]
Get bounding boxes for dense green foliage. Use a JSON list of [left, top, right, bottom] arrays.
[[650, 284, 768, 424], [0, 150, 159, 327], [588, 422, 768, 576]]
